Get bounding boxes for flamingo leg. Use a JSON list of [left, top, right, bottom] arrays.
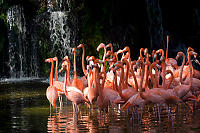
[[140, 106, 143, 123], [157, 104, 161, 123]]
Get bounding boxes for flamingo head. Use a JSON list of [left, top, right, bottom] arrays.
[[116, 49, 123, 55], [45, 58, 53, 63], [105, 43, 112, 49], [72, 48, 76, 52], [77, 44, 83, 49], [187, 47, 194, 53], [63, 56, 69, 61], [156, 49, 164, 56], [53, 57, 58, 61], [97, 43, 105, 51], [123, 46, 130, 52], [144, 48, 148, 55], [176, 52, 184, 61], [87, 56, 95, 62], [59, 61, 68, 73]]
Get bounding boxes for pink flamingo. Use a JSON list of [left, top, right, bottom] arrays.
[[45, 58, 58, 109], [59, 60, 89, 112], [52, 57, 64, 106]]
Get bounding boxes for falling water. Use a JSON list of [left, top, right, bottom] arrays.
[[7, 5, 39, 78], [49, 11, 73, 58], [47, 0, 78, 74], [7, 5, 27, 78]]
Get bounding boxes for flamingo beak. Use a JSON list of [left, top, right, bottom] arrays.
[[45, 59, 50, 62], [77, 44, 82, 49]]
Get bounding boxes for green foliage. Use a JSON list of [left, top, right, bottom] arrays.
[[0, 12, 7, 23]]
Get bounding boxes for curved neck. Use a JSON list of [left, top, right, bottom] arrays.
[[114, 68, 123, 98], [140, 48, 144, 63], [55, 60, 58, 81], [144, 61, 150, 91], [81, 45, 87, 76], [139, 62, 145, 91], [166, 35, 169, 60], [178, 53, 185, 84], [188, 52, 193, 88], [49, 61, 54, 86], [73, 49, 77, 79], [130, 61, 138, 91], [122, 59, 129, 89], [67, 61, 71, 86], [149, 62, 158, 88], [64, 69, 68, 95]]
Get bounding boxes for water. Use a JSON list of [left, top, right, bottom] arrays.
[[0, 80, 200, 132], [7, 5, 39, 78]]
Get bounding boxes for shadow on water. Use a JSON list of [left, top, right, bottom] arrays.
[[0, 81, 200, 132]]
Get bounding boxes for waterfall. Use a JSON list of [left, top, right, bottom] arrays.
[[47, 0, 78, 74], [7, 5, 27, 78], [7, 5, 39, 78], [49, 11, 73, 58], [3, 0, 78, 79]]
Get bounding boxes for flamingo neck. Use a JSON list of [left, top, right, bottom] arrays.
[[144, 61, 150, 91], [138, 62, 146, 100], [130, 69, 139, 91], [67, 63, 71, 86], [81, 45, 87, 76], [139, 62, 145, 91], [55, 60, 58, 81], [166, 35, 169, 60], [149, 62, 158, 88], [49, 61, 54, 86], [64, 70, 68, 96], [115, 68, 124, 99], [73, 49, 77, 79], [123, 60, 129, 89], [188, 54, 193, 88], [179, 53, 185, 84]]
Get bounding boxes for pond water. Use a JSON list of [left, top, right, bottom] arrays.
[[0, 80, 200, 132]]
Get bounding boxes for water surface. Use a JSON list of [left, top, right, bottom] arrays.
[[0, 80, 200, 132]]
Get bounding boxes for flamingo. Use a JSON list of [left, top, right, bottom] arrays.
[[172, 51, 194, 99], [93, 64, 120, 108], [59, 60, 89, 112], [52, 57, 64, 106], [112, 60, 137, 103], [137, 59, 182, 113], [121, 60, 148, 111], [96, 71, 110, 111], [105, 43, 113, 59], [64, 48, 84, 92], [97, 43, 107, 72], [83, 63, 98, 107], [45, 58, 58, 109], [77, 44, 88, 88]]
